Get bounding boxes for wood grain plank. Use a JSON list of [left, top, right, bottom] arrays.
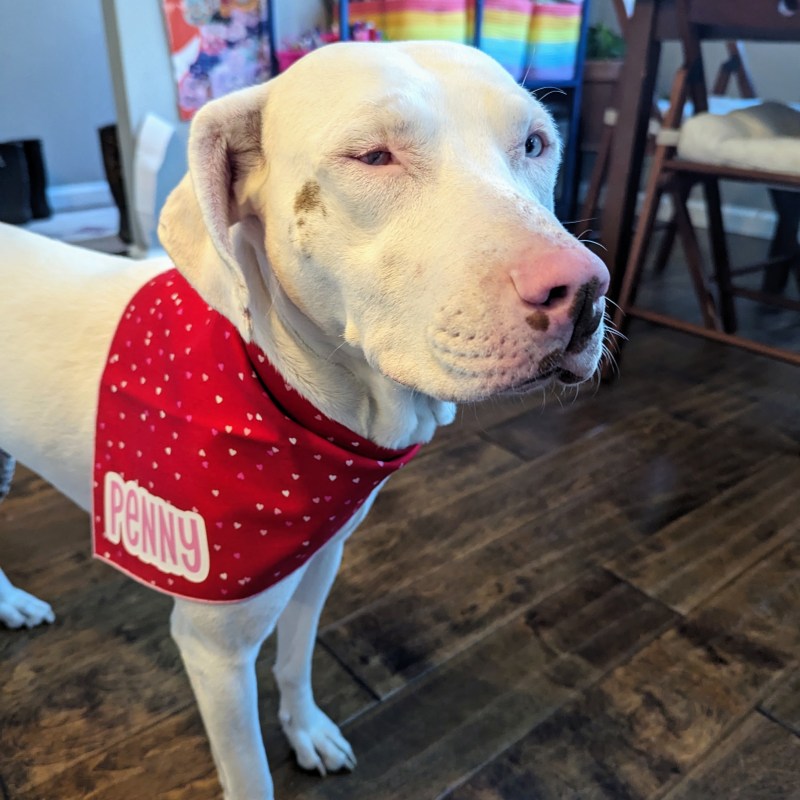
[[13, 711, 220, 800], [268, 571, 675, 800], [321, 415, 778, 698], [0, 464, 88, 571], [606, 455, 800, 613], [321, 498, 641, 697], [447, 541, 800, 800], [429, 393, 552, 451], [759, 667, 800, 737], [0, 560, 373, 799], [447, 625, 788, 800], [0, 576, 187, 794], [5, 623, 373, 800], [364, 435, 523, 529], [661, 712, 800, 800], [478, 396, 777, 540], [687, 538, 800, 666], [476, 380, 705, 464], [578, 424, 777, 538], [326, 407, 696, 627], [16, 571, 670, 800]]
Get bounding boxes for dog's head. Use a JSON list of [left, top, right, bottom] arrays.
[[159, 41, 609, 404]]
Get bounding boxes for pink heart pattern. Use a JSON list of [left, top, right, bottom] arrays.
[[93, 269, 420, 603]]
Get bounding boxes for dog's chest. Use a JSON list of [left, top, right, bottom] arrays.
[[92, 270, 419, 602]]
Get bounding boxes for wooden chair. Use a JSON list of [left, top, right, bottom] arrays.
[[580, 0, 758, 272], [608, 0, 800, 367]]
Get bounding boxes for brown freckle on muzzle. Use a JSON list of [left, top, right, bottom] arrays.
[[526, 310, 550, 332], [294, 181, 325, 216]]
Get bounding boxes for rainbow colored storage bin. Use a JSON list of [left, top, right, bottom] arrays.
[[342, 0, 469, 43], [342, 1, 582, 82], [523, 2, 582, 82]]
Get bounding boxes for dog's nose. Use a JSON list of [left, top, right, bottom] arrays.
[[509, 246, 610, 311]]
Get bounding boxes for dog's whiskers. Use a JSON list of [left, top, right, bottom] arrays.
[[582, 238, 607, 253], [600, 340, 620, 378], [564, 216, 598, 228], [533, 87, 567, 103]]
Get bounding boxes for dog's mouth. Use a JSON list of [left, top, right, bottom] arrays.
[[501, 366, 585, 395], [499, 348, 588, 395]]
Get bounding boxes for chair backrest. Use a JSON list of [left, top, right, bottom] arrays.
[[684, 0, 800, 41], [676, 0, 800, 116]]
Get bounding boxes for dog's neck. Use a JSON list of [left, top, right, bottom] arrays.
[[232, 223, 455, 450]]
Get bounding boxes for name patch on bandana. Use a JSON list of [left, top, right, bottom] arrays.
[[103, 472, 210, 583], [92, 269, 420, 602]]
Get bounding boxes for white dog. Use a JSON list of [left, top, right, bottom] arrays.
[[0, 41, 609, 799]]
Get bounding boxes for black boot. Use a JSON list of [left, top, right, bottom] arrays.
[[21, 139, 52, 219], [0, 142, 32, 225], [98, 125, 132, 244], [0, 447, 15, 502]]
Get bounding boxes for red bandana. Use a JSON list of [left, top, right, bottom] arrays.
[[92, 270, 420, 602]]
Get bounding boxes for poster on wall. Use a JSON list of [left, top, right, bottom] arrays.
[[162, 0, 272, 121]]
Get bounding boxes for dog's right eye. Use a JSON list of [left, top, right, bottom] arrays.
[[356, 150, 394, 167], [525, 133, 545, 158]]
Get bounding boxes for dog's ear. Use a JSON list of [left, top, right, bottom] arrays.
[[158, 83, 270, 338]]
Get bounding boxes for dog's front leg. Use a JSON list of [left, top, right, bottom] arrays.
[[274, 536, 357, 776], [170, 573, 304, 800], [0, 450, 55, 628]]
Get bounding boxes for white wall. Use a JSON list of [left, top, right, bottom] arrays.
[[0, 0, 325, 191], [0, 0, 117, 186]]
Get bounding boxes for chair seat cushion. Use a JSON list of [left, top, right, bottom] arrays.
[[677, 101, 800, 175]]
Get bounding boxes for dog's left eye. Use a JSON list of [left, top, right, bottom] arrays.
[[525, 133, 545, 157], [356, 150, 394, 166]]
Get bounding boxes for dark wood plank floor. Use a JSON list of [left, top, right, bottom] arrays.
[[1, 234, 799, 799]]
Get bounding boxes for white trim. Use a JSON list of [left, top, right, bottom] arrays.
[[23, 206, 119, 243], [47, 181, 114, 213], [580, 179, 778, 241], [655, 194, 778, 240]]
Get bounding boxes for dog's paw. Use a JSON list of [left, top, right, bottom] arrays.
[[0, 571, 55, 629], [279, 704, 356, 776]]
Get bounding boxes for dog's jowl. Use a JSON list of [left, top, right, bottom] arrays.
[[0, 41, 608, 800]]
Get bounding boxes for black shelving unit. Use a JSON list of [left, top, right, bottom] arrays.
[[269, 1, 592, 220]]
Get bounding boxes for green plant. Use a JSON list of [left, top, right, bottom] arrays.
[[586, 23, 625, 60]]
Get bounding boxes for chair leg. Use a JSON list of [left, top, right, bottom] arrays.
[[610, 67, 691, 346], [603, 173, 667, 383], [610, 172, 669, 349], [652, 210, 681, 275], [580, 117, 615, 233], [764, 189, 800, 297], [672, 178, 722, 331], [702, 177, 737, 333]]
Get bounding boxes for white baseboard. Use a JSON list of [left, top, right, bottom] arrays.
[[48, 181, 114, 213], [23, 206, 119, 244], [580, 179, 779, 240], [655, 195, 777, 240]]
